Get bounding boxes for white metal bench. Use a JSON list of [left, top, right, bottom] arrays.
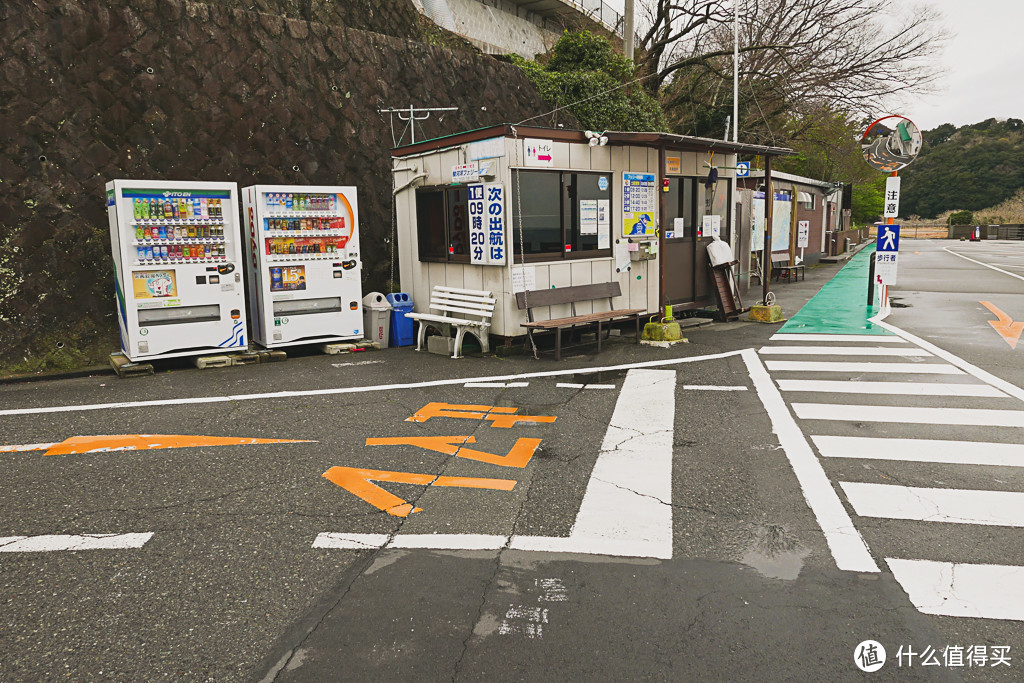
[[405, 286, 494, 359]]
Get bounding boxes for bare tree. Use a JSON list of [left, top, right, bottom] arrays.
[[636, 0, 948, 140]]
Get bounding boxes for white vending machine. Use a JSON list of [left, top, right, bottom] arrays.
[[241, 185, 363, 348], [106, 179, 247, 361]]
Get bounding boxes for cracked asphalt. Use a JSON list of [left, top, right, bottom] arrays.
[[1, 241, 1021, 680]]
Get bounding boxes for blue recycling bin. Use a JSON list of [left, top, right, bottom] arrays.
[[386, 292, 415, 347]]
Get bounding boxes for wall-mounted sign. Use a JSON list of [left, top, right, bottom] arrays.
[[597, 199, 611, 249], [469, 137, 505, 160], [861, 116, 922, 172], [598, 176, 609, 191], [665, 155, 681, 175], [524, 139, 554, 167], [484, 182, 506, 265], [736, 161, 750, 177], [622, 172, 656, 238], [468, 183, 506, 265], [451, 163, 479, 184]]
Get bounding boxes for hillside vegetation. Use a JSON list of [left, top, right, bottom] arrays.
[[901, 118, 1024, 219]]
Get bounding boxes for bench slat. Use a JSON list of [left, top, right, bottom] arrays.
[[515, 282, 622, 310], [431, 291, 496, 306], [521, 308, 643, 329], [429, 303, 495, 318], [435, 285, 494, 297], [430, 296, 495, 312], [407, 312, 489, 326]]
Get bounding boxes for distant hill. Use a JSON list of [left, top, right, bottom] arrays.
[[900, 118, 1024, 219]]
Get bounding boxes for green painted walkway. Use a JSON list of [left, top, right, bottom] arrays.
[[778, 248, 892, 335]]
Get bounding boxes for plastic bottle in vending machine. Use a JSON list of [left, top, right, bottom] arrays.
[[285, 193, 293, 212], [328, 194, 336, 211], [136, 225, 144, 240]]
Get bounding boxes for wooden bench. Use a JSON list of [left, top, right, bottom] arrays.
[[515, 282, 643, 361], [405, 286, 494, 359], [771, 255, 805, 282]]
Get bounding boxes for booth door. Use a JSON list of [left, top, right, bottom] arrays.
[[663, 178, 696, 305], [694, 179, 732, 303]]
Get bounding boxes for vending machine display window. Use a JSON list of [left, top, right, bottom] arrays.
[[242, 185, 363, 347]]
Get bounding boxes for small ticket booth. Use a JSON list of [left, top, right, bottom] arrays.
[[392, 125, 791, 342]]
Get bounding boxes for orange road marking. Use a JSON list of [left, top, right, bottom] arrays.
[[366, 435, 475, 455], [405, 402, 555, 428], [366, 436, 542, 468], [0, 434, 313, 456], [980, 301, 1024, 349], [321, 466, 517, 517]]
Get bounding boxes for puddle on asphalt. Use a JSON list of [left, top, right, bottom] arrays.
[[740, 524, 810, 581]]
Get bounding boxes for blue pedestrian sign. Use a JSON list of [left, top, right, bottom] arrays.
[[736, 162, 750, 177], [877, 224, 900, 252]]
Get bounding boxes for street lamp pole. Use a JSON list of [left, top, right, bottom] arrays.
[[733, 0, 739, 142]]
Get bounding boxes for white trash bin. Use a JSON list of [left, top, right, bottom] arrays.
[[362, 292, 392, 348]]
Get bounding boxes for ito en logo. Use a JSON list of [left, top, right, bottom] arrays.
[[855, 640, 886, 672]]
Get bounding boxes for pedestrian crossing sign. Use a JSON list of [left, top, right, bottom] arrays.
[[877, 225, 900, 252]]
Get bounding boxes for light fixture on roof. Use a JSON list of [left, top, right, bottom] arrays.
[[585, 130, 608, 147]]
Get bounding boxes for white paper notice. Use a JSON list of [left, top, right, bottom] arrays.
[[614, 239, 631, 272], [597, 199, 611, 249], [511, 266, 537, 293], [701, 215, 721, 238], [580, 200, 598, 235]]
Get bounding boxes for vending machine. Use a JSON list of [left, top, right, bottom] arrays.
[[105, 179, 247, 361], [241, 185, 363, 348]]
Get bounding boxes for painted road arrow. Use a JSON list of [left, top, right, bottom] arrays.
[[322, 466, 516, 517], [980, 301, 1024, 349], [0, 434, 313, 455]]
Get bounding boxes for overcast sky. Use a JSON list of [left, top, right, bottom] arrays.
[[903, 0, 1024, 130], [603, 0, 1023, 131]]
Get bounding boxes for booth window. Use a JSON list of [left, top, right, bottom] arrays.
[[415, 187, 470, 263], [511, 170, 612, 262], [664, 178, 696, 239], [704, 178, 732, 242]]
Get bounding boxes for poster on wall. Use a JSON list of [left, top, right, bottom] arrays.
[[597, 199, 611, 249], [580, 200, 598, 235], [511, 266, 536, 294], [622, 172, 656, 238], [750, 191, 793, 251]]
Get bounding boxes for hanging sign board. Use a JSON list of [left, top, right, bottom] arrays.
[[797, 220, 810, 248], [622, 172, 656, 238], [524, 139, 554, 167]]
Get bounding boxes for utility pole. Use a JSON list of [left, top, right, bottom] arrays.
[[624, 0, 634, 61], [733, 0, 739, 141]]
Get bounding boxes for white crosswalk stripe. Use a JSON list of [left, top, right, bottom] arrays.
[[759, 332, 1024, 621]]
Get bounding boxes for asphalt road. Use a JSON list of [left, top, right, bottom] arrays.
[[1, 240, 1022, 681]]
